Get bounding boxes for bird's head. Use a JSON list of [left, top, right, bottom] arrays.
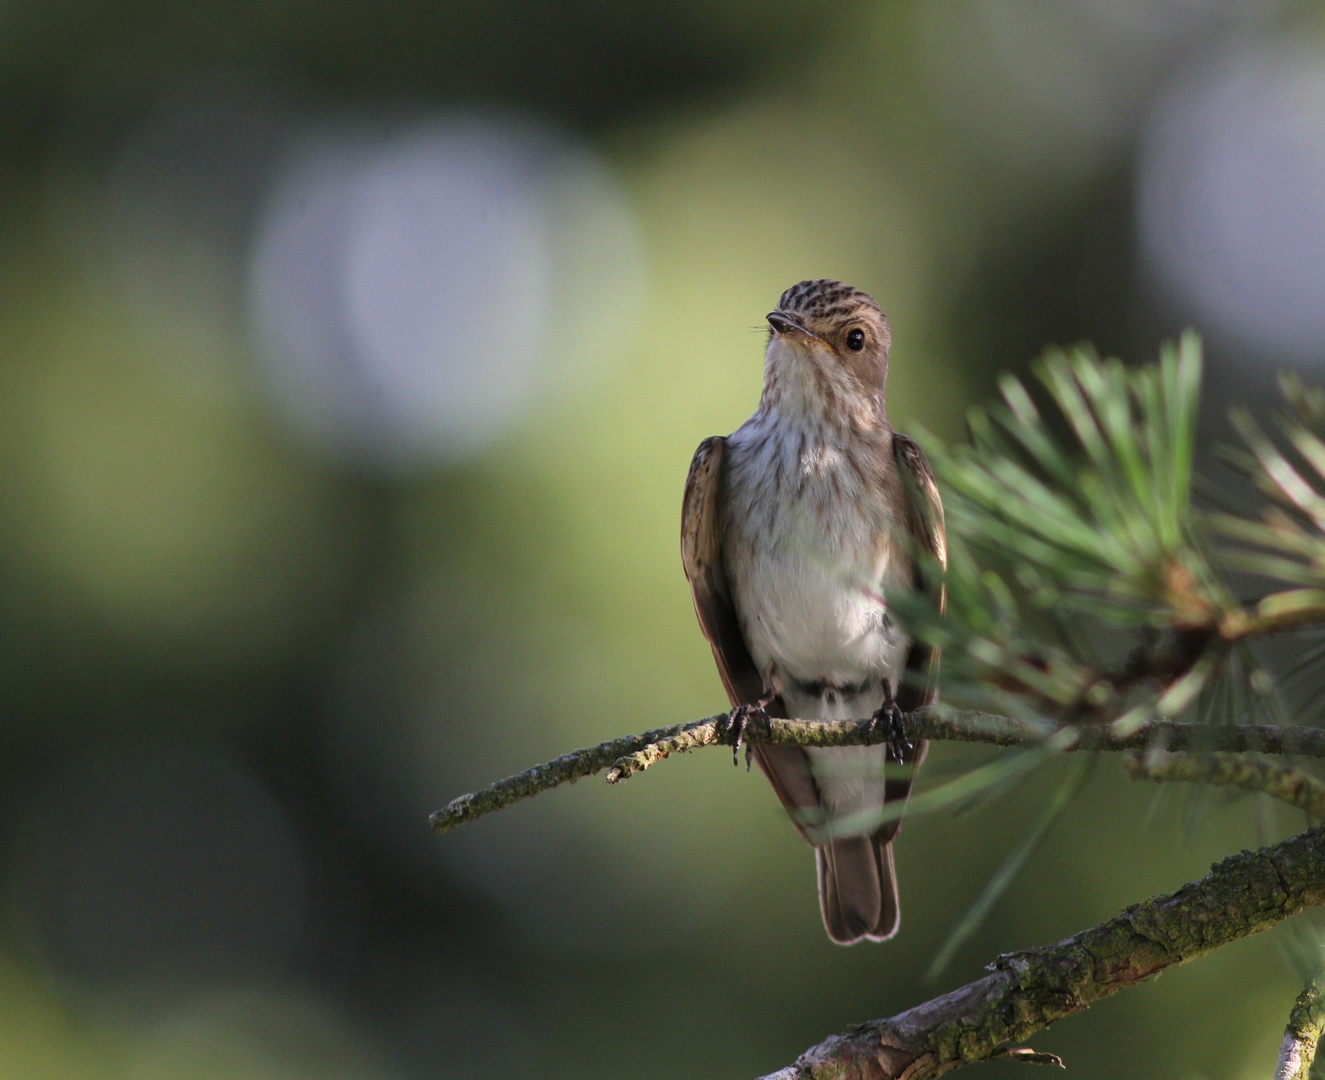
[[762, 279, 892, 425]]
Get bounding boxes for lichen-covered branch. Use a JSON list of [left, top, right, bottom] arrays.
[[430, 707, 1325, 834], [760, 823, 1325, 1080], [1276, 976, 1325, 1080], [1124, 750, 1325, 818], [429, 714, 725, 834]]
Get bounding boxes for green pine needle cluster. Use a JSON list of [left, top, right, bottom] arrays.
[[949, 331, 1206, 623], [895, 331, 1325, 728], [892, 333, 1325, 976], [1212, 374, 1325, 618]]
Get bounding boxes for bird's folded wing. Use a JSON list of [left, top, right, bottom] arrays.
[[681, 436, 764, 706], [681, 436, 822, 832], [891, 431, 947, 712], [885, 432, 947, 815]]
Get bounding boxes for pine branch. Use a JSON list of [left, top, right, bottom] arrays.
[[1124, 749, 1325, 817], [429, 707, 1325, 835], [1276, 976, 1325, 1080], [759, 823, 1325, 1080]]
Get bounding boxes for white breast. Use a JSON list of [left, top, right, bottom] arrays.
[[724, 413, 912, 839], [723, 413, 910, 713]]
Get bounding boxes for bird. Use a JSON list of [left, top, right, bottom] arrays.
[[681, 279, 945, 945]]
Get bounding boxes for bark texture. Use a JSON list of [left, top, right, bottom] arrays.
[[758, 825, 1325, 1079]]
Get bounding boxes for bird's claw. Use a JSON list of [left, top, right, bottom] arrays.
[[726, 702, 771, 767], [870, 690, 911, 762]]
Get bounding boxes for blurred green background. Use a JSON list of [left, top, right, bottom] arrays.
[[2, 2, 1325, 1078]]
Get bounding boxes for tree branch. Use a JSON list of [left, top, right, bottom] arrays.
[[759, 823, 1325, 1080], [1276, 976, 1325, 1080], [430, 708, 1325, 835], [1124, 750, 1325, 818], [1221, 590, 1325, 642]]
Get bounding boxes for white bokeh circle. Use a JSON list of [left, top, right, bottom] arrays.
[[1138, 39, 1325, 361], [248, 115, 642, 471]]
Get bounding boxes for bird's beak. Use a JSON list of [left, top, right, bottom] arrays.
[[767, 310, 822, 342]]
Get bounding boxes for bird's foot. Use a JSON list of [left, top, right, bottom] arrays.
[[725, 699, 772, 767], [869, 689, 911, 762]]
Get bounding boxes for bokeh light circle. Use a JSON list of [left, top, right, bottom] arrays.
[[248, 115, 642, 471], [1139, 38, 1325, 360]]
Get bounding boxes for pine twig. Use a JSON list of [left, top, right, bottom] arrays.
[[1276, 976, 1325, 1080], [430, 708, 1325, 835], [1123, 749, 1325, 817]]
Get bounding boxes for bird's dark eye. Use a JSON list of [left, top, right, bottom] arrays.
[[846, 328, 865, 352]]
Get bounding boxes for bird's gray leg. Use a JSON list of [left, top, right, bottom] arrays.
[[726, 693, 775, 767], [869, 682, 911, 763]]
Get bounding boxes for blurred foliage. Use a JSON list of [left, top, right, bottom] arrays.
[[1214, 378, 1325, 588], [0, 0, 852, 136]]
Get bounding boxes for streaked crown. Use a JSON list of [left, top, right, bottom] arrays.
[[777, 279, 883, 325]]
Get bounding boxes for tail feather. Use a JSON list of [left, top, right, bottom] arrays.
[[816, 834, 899, 945]]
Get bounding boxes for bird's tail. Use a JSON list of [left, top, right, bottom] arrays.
[[816, 834, 899, 945]]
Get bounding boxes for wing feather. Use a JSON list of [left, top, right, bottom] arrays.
[[681, 436, 764, 706], [892, 431, 947, 713], [681, 436, 822, 833], [882, 431, 946, 824]]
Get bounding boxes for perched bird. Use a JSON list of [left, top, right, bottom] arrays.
[[681, 279, 945, 945]]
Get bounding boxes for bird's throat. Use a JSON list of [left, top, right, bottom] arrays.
[[760, 338, 884, 434]]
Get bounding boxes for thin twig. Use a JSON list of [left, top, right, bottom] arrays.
[[1276, 976, 1325, 1080], [1124, 750, 1325, 817], [1221, 591, 1325, 642], [429, 715, 724, 835], [430, 707, 1325, 834], [760, 823, 1325, 1079]]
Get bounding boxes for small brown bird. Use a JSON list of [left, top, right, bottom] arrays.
[[681, 279, 945, 945]]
